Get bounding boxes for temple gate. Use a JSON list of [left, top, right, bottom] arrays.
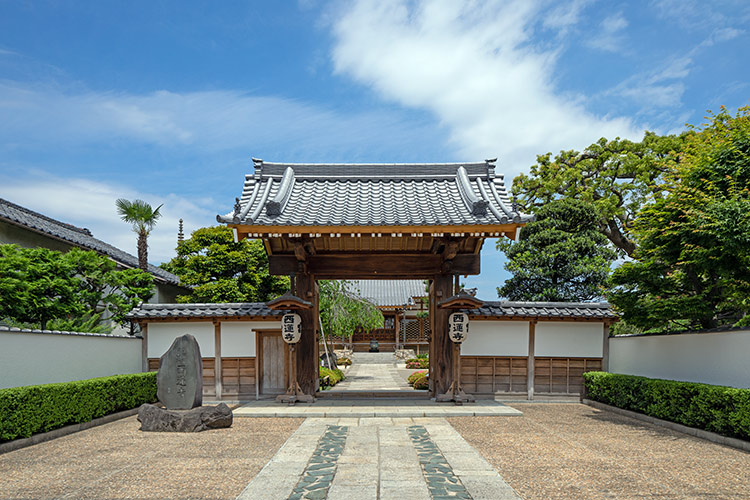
[[218, 159, 531, 397]]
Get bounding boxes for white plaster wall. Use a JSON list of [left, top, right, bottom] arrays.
[[0, 331, 142, 389], [461, 321, 529, 356], [535, 322, 604, 358], [610, 330, 750, 389], [220, 321, 279, 357], [147, 322, 214, 358]]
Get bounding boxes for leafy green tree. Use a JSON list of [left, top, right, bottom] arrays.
[[608, 107, 750, 330], [512, 132, 688, 256], [160, 226, 288, 303], [497, 199, 617, 301], [0, 245, 154, 331], [116, 198, 162, 270], [319, 280, 384, 348]]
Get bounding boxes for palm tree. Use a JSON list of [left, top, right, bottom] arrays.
[[115, 199, 163, 271]]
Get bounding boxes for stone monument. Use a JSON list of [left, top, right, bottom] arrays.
[[157, 334, 203, 410], [138, 333, 233, 432]]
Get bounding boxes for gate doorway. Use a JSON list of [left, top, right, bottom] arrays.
[[257, 331, 289, 396]]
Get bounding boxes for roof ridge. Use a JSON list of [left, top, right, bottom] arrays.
[[0, 198, 92, 236], [0, 197, 181, 286]]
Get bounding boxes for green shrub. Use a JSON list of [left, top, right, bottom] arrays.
[[319, 367, 345, 389], [413, 374, 429, 390], [408, 370, 428, 385], [405, 358, 429, 369], [0, 372, 157, 442], [583, 372, 750, 441], [337, 357, 352, 366]]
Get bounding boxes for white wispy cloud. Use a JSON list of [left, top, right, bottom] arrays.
[[0, 170, 215, 264], [584, 12, 628, 53], [328, 0, 641, 177], [0, 80, 444, 158]]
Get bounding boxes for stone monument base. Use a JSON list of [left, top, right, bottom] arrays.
[[137, 403, 233, 432]]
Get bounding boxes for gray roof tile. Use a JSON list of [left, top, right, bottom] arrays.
[[347, 280, 426, 307], [0, 198, 181, 286], [0, 325, 138, 339], [126, 302, 284, 320], [217, 160, 532, 227], [472, 301, 616, 319]]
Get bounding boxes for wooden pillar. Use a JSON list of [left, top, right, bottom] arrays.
[[430, 274, 454, 396], [602, 322, 610, 372], [394, 311, 400, 349], [295, 273, 319, 395], [527, 320, 536, 400], [140, 323, 149, 372], [214, 321, 222, 400]]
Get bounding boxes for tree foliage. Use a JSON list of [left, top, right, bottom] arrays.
[[0, 245, 154, 331], [319, 280, 384, 344], [608, 107, 750, 330], [512, 132, 688, 256], [160, 226, 288, 303], [497, 199, 617, 302], [115, 198, 162, 270]]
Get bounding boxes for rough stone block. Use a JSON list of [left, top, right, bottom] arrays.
[[137, 403, 233, 432]]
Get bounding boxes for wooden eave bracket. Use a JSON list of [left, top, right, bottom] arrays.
[[266, 291, 312, 310], [438, 291, 484, 309]]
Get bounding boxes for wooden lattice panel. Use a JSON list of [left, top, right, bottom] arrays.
[[534, 357, 602, 394], [459, 356, 528, 394], [222, 357, 256, 398]]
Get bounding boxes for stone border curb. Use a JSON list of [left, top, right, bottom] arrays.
[[582, 399, 750, 453], [0, 407, 140, 455]]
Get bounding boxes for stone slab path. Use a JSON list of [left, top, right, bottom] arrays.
[[329, 352, 413, 392], [233, 399, 523, 418], [236, 417, 521, 500]]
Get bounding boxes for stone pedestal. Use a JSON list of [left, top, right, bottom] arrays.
[[137, 403, 233, 432]]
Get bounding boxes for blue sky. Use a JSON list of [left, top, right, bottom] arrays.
[[1, 1, 748, 300]]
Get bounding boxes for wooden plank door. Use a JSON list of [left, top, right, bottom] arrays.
[[258, 332, 288, 395]]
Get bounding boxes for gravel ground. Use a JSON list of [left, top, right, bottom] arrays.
[[0, 415, 302, 500], [449, 404, 750, 500]]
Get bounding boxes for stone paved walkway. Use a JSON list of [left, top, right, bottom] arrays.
[[236, 417, 521, 500], [233, 399, 523, 418], [329, 352, 413, 392]]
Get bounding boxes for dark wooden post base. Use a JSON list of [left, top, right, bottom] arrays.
[[436, 343, 475, 405], [277, 345, 315, 405]]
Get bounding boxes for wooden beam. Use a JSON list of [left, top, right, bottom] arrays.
[[268, 253, 481, 277], [214, 321, 222, 400], [527, 320, 536, 401], [430, 274, 454, 396], [602, 323, 610, 372], [295, 273, 318, 395], [140, 323, 148, 373], [230, 223, 525, 237]]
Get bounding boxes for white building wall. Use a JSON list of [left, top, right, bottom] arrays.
[[0, 330, 142, 389], [220, 321, 279, 357], [461, 321, 529, 356], [147, 322, 214, 358], [609, 330, 750, 389], [535, 322, 604, 358]]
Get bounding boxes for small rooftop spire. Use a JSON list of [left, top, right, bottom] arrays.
[[177, 218, 184, 244]]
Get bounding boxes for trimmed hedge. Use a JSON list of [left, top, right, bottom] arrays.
[[319, 367, 345, 389], [405, 358, 429, 369], [412, 374, 429, 390], [407, 370, 428, 385], [583, 371, 750, 441], [0, 372, 157, 442]]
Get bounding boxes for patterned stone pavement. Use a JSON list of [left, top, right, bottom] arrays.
[[235, 417, 520, 500], [328, 352, 413, 392]]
